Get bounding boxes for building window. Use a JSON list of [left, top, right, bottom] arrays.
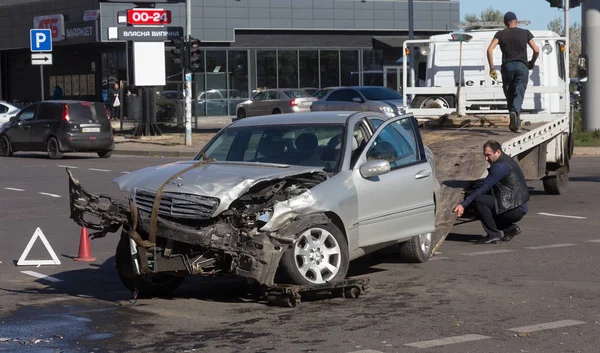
[[256, 50, 276, 89], [204, 51, 227, 116], [278, 50, 298, 89], [340, 50, 359, 87], [320, 50, 339, 88], [362, 50, 384, 86], [299, 50, 318, 89], [229, 50, 249, 99]]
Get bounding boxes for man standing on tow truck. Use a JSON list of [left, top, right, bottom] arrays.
[[487, 11, 540, 133], [453, 140, 529, 244]]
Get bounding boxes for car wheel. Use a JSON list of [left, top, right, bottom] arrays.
[[398, 232, 433, 263], [236, 108, 246, 120], [0, 135, 13, 157], [115, 234, 185, 298], [272, 108, 281, 114], [97, 150, 112, 158], [46, 137, 63, 159], [280, 223, 349, 285]]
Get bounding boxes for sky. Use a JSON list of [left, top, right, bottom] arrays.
[[460, 0, 583, 30]]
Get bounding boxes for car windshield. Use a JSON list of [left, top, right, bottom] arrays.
[[358, 87, 402, 101], [198, 124, 345, 172], [284, 90, 312, 98]]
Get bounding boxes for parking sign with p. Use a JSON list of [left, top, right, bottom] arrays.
[[30, 29, 52, 52]]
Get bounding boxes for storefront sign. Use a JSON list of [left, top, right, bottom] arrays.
[[109, 26, 183, 41], [83, 10, 100, 21], [62, 21, 98, 45], [33, 14, 65, 42]]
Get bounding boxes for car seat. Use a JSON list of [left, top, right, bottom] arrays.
[[293, 132, 319, 165], [255, 135, 287, 163]]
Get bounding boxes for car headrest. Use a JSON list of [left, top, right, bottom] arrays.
[[257, 136, 286, 158], [295, 133, 318, 151]]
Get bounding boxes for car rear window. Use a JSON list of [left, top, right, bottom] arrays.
[[357, 87, 402, 101], [67, 102, 108, 122], [284, 90, 312, 98]]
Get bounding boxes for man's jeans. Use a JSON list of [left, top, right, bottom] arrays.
[[474, 194, 526, 239], [501, 61, 529, 125]]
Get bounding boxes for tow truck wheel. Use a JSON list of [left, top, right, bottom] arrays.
[[398, 232, 433, 263], [115, 235, 185, 298], [543, 173, 569, 195], [280, 223, 349, 285]]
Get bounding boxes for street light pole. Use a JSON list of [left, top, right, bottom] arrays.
[[184, 0, 192, 146], [408, 0, 415, 91]]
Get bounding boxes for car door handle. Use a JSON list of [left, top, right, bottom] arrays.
[[415, 170, 431, 179], [44, 124, 50, 128]]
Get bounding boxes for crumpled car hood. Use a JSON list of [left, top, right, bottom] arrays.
[[113, 160, 325, 214]]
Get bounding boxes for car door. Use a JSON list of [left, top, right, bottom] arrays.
[[352, 115, 435, 248], [246, 92, 267, 116], [9, 104, 38, 151], [343, 89, 368, 111], [264, 90, 281, 114], [325, 89, 355, 111], [30, 103, 61, 150]]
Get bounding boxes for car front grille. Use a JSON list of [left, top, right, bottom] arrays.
[[133, 188, 219, 220]]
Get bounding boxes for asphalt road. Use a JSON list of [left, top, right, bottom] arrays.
[[0, 153, 599, 353]]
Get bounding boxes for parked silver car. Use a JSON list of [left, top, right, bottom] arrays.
[[311, 86, 408, 117], [0, 101, 21, 127], [235, 88, 318, 120], [66, 111, 438, 297]]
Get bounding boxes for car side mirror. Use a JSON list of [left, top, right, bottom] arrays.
[[352, 97, 363, 103], [359, 159, 391, 178]]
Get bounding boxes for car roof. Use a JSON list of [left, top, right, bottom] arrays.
[[229, 111, 389, 127], [33, 100, 100, 104]]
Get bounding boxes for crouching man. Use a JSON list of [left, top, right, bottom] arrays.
[[453, 140, 529, 244]]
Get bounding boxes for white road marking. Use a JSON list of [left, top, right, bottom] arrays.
[[347, 350, 384, 353], [430, 256, 451, 261], [524, 243, 577, 250], [585, 239, 600, 243], [57, 165, 77, 168], [122, 171, 130, 174], [4, 187, 25, 191], [88, 168, 111, 172], [405, 334, 491, 348], [508, 320, 586, 333], [21, 271, 63, 283], [460, 249, 515, 256], [538, 212, 587, 220], [38, 192, 61, 198]]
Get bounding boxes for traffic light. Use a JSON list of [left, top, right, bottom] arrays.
[[570, 0, 583, 8], [547, 0, 564, 8], [188, 38, 202, 72], [169, 38, 186, 68]]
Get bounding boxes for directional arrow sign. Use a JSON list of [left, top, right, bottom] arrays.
[[31, 53, 53, 65]]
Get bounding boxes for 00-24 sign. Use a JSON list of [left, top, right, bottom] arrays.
[[127, 9, 171, 25]]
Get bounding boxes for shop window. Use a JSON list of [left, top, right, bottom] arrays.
[[256, 51, 277, 89], [299, 51, 318, 89], [362, 50, 384, 86], [205, 51, 227, 116], [320, 50, 340, 88], [278, 50, 298, 89], [229, 50, 249, 99], [341, 51, 359, 87]]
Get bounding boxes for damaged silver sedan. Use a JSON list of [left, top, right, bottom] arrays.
[[67, 111, 438, 297]]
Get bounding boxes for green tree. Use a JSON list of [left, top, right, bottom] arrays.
[[464, 7, 504, 23], [547, 17, 581, 77]]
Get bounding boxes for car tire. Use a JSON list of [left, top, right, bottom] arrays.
[[97, 150, 112, 158], [115, 234, 185, 298], [543, 173, 569, 195], [272, 108, 281, 114], [279, 222, 349, 285], [236, 108, 246, 120], [0, 135, 13, 157], [398, 232, 433, 263], [46, 137, 63, 159]]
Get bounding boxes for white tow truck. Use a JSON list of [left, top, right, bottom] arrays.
[[399, 24, 574, 252]]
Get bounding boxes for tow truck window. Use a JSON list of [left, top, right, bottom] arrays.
[[557, 42, 566, 81]]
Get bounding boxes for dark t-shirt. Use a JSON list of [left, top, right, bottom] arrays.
[[493, 27, 534, 66]]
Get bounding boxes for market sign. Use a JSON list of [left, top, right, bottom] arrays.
[[63, 21, 98, 44]]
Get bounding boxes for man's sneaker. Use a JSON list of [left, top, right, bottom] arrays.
[[502, 224, 521, 242], [509, 112, 518, 132]]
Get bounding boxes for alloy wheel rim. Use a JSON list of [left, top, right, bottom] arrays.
[[48, 139, 57, 156], [419, 232, 432, 254], [293, 228, 341, 284]]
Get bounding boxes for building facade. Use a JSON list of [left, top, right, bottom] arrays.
[[0, 0, 459, 118]]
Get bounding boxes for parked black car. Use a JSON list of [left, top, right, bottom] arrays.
[[0, 100, 115, 159]]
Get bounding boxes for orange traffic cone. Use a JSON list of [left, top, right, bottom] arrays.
[[74, 227, 96, 262]]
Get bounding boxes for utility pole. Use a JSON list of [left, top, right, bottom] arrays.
[[408, 0, 415, 91], [564, 0, 571, 118], [184, 0, 192, 146]]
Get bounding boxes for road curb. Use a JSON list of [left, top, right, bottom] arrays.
[[573, 146, 600, 155], [112, 149, 197, 158]]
